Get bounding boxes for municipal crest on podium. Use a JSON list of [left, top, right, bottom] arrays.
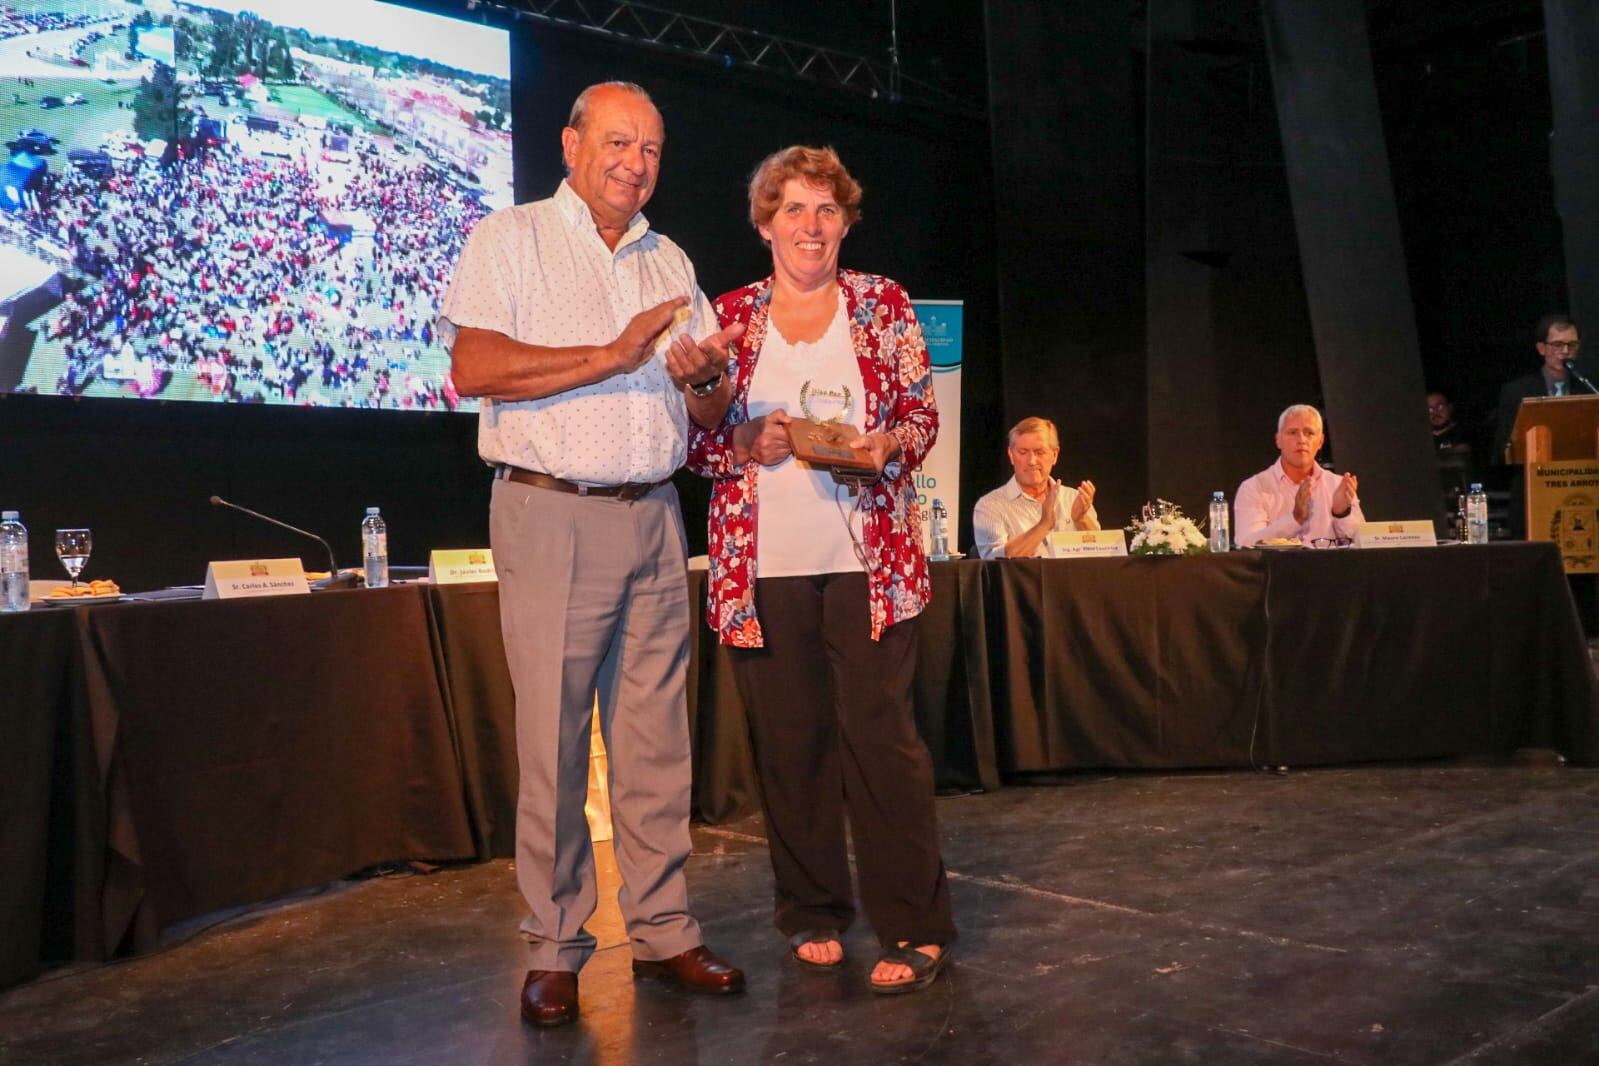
[[1527, 459, 1599, 574], [1549, 495, 1599, 571]]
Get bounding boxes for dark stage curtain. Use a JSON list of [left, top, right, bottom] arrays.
[[1262, 0, 1442, 525], [1142, 0, 1324, 512], [1544, 0, 1599, 349], [984, 0, 1148, 526]]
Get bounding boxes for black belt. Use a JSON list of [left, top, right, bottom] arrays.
[[498, 466, 664, 502]]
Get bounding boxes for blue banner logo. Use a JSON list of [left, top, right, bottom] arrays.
[[914, 301, 963, 371]]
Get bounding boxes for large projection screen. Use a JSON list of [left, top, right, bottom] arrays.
[[0, 0, 510, 410]]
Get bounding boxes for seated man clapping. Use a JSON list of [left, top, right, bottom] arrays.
[[1234, 404, 1363, 547], [972, 417, 1098, 559]]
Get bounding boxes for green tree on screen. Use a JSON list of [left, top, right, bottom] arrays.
[[132, 64, 191, 142]]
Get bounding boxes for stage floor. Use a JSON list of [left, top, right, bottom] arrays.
[[4, 765, 1598, 1065]]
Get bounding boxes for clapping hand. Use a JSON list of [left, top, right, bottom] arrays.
[[1041, 477, 1062, 529], [608, 297, 688, 376], [1292, 475, 1315, 525], [1331, 471, 1359, 515], [666, 321, 745, 391], [1071, 479, 1096, 522]]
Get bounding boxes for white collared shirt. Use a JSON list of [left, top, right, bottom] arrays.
[[972, 476, 1100, 559], [1233, 458, 1364, 546], [438, 181, 714, 484]]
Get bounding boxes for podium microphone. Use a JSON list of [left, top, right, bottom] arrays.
[[209, 495, 353, 586], [1564, 359, 1599, 395]]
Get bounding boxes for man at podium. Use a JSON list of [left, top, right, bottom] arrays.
[[1493, 314, 1585, 464]]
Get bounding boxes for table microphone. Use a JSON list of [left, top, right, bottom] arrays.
[[209, 495, 357, 587], [1563, 360, 1599, 395]]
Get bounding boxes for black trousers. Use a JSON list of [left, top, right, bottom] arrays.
[[727, 572, 955, 947]]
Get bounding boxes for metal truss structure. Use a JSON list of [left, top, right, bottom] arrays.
[[465, 0, 982, 118]]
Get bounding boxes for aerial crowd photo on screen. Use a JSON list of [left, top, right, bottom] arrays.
[[0, 0, 512, 410]]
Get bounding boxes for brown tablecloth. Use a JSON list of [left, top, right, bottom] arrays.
[[0, 607, 76, 990], [985, 545, 1596, 771], [5, 544, 1593, 991], [2, 586, 477, 989]]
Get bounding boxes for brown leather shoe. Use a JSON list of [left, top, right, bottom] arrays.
[[520, 969, 578, 1027], [631, 945, 746, 994]]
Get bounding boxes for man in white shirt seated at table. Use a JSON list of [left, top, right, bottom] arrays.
[[972, 416, 1099, 558], [1234, 404, 1364, 547]]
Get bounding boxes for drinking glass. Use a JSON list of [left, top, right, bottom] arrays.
[[55, 528, 91, 590]]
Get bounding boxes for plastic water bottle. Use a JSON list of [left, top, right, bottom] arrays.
[[1466, 483, 1489, 545], [362, 507, 389, 588], [1, 510, 29, 612], [928, 498, 950, 561], [1208, 491, 1231, 553]]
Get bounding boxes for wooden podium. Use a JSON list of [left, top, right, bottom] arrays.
[[1508, 394, 1599, 572]]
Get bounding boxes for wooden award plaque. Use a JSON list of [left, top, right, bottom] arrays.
[[785, 418, 878, 475]]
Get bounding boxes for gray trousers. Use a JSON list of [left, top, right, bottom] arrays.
[[490, 477, 702, 971]]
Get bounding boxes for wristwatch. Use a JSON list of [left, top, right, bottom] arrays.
[[688, 373, 723, 397]]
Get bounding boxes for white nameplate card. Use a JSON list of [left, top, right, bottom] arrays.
[[429, 548, 497, 584], [1048, 529, 1129, 558], [1355, 520, 1438, 550], [203, 558, 310, 600]]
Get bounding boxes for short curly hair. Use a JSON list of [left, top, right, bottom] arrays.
[[747, 145, 863, 232]]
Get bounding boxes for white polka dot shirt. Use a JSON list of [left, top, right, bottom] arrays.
[[438, 180, 715, 484]]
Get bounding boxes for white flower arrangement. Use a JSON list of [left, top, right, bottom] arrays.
[[1127, 499, 1209, 556]]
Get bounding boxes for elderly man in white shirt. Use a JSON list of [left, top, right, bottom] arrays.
[[440, 81, 746, 1027], [1234, 404, 1364, 547], [972, 416, 1099, 559]]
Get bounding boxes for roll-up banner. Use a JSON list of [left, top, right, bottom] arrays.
[[912, 299, 963, 553]]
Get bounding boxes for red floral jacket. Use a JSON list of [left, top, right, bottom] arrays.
[[687, 269, 939, 647]]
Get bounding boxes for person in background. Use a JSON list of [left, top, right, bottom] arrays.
[[440, 81, 746, 1029], [1428, 390, 1467, 451], [971, 416, 1098, 559], [1234, 404, 1364, 547], [688, 145, 956, 994], [1429, 389, 1475, 504]]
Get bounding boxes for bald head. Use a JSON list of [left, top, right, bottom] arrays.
[[561, 82, 665, 233], [567, 81, 657, 135]]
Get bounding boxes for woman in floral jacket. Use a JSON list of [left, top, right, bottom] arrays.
[[687, 146, 955, 993]]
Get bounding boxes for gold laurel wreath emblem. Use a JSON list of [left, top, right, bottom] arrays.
[[799, 381, 852, 425]]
